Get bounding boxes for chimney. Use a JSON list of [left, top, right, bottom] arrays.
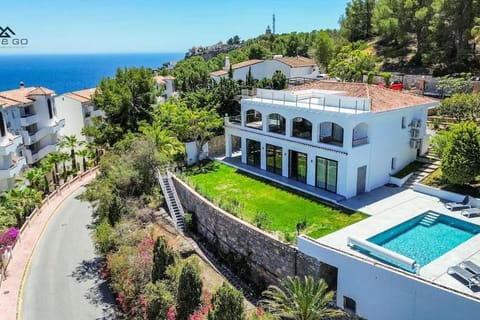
[[19, 81, 25, 89], [224, 56, 231, 71], [474, 80, 480, 93]]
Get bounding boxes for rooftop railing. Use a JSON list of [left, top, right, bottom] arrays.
[[242, 88, 371, 114]]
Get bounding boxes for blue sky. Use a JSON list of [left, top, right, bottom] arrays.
[[1, 0, 350, 54]]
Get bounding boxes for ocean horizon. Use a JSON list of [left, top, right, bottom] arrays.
[[0, 52, 184, 95]]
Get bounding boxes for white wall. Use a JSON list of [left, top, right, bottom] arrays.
[[184, 141, 208, 166], [55, 95, 87, 141], [298, 236, 480, 320]]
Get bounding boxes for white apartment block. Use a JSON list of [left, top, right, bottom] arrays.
[[211, 56, 319, 83], [0, 84, 65, 191], [55, 88, 104, 143], [224, 82, 439, 199]]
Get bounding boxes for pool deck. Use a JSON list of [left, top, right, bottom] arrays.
[[319, 186, 480, 298]]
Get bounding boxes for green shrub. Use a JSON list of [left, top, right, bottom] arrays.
[[94, 218, 114, 255], [146, 280, 174, 320], [183, 213, 196, 233], [253, 211, 271, 230], [208, 282, 245, 320], [152, 236, 176, 282]]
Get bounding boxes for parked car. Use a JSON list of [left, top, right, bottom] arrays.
[[389, 80, 404, 91]]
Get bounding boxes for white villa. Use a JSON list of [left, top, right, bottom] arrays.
[[153, 75, 176, 99], [224, 82, 438, 199], [55, 88, 104, 143], [0, 84, 65, 191], [211, 56, 319, 82]]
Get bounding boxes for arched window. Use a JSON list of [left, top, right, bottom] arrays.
[[352, 123, 369, 147], [245, 109, 262, 129], [292, 117, 312, 140], [47, 99, 53, 119], [268, 113, 286, 135], [319, 122, 344, 147]]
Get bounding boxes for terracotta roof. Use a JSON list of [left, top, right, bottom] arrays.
[[287, 82, 439, 112], [27, 87, 55, 96], [277, 56, 316, 68], [0, 86, 55, 108], [153, 75, 175, 85], [211, 59, 264, 77], [64, 88, 96, 103]]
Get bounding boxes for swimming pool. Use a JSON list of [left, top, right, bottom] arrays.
[[367, 211, 480, 270]]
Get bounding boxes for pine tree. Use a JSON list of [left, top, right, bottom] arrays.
[[152, 236, 175, 282], [176, 262, 203, 320]]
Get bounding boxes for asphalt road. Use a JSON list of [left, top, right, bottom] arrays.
[[21, 187, 116, 320]]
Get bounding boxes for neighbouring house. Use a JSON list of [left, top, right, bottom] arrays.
[[0, 84, 65, 191], [211, 55, 320, 83], [153, 75, 176, 101], [223, 82, 439, 200], [55, 88, 104, 143]]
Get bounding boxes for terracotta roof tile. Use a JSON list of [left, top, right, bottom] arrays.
[[0, 86, 54, 107], [64, 88, 96, 103], [277, 56, 316, 68], [287, 81, 439, 112], [211, 59, 264, 77]]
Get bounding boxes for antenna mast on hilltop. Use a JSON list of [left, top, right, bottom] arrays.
[[273, 14, 276, 35]]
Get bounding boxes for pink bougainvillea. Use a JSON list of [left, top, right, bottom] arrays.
[[167, 306, 176, 320], [0, 227, 19, 253]]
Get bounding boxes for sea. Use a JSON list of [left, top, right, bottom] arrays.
[[0, 53, 184, 95]]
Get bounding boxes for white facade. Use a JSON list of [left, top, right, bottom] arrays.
[[154, 75, 176, 102], [55, 88, 103, 143], [211, 56, 319, 82], [224, 86, 438, 199], [298, 236, 480, 320], [0, 85, 65, 191]]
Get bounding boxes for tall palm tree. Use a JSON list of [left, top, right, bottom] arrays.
[[39, 160, 53, 193], [59, 135, 83, 170], [43, 152, 62, 187], [139, 121, 184, 163], [76, 148, 89, 171], [57, 152, 71, 181], [261, 276, 342, 320]]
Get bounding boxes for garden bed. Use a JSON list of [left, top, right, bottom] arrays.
[[181, 162, 366, 240]]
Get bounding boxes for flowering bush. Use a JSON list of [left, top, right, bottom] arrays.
[[0, 227, 19, 253]]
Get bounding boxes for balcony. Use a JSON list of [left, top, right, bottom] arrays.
[[225, 115, 242, 126], [24, 144, 57, 164], [0, 157, 26, 180], [352, 137, 369, 147], [0, 135, 22, 156], [20, 119, 65, 145], [20, 114, 39, 126]]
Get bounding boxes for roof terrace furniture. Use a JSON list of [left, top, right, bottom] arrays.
[[447, 265, 480, 289], [460, 207, 480, 218], [461, 260, 480, 275], [445, 196, 471, 211]]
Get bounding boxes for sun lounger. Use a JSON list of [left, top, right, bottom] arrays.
[[461, 207, 480, 218], [445, 196, 471, 211], [448, 265, 480, 288], [461, 260, 480, 275]]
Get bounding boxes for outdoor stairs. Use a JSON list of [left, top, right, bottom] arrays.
[[419, 212, 440, 227], [403, 159, 440, 189], [156, 168, 185, 233]]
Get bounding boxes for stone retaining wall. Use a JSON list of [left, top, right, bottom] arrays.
[[172, 176, 328, 286]]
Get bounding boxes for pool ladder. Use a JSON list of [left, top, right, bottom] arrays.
[[419, 212, 440, 227]]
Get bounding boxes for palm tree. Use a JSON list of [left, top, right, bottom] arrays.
[[76, 148, 89, 171], [59, 135, 83, 170], [43, 152, 62, 187], [139, 121, 184, 163], [24, 167, 47, 193], [57, 152, 71, 182], [261, 276, 342, 320], [39, 160, 53, 193]]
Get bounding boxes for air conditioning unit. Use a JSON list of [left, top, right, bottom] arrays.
[[410, 139, 421, 149], [410, 119, 421, 128], [410, 128, 420, 138]]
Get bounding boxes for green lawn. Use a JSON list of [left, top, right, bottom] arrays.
[[182, 162, 367, 241]]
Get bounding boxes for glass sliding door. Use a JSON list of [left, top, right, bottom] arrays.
[[246, 139, 261, 168], [316, 156, 338, 193], [289, 150, 307, 183], [266, 144, 282, 175]]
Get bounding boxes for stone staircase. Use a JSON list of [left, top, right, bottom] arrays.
[[403, 158, 440, 189], [156, 168, 185, 233]]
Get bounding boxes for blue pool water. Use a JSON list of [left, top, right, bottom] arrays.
[[368, 212, 480, 268]]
